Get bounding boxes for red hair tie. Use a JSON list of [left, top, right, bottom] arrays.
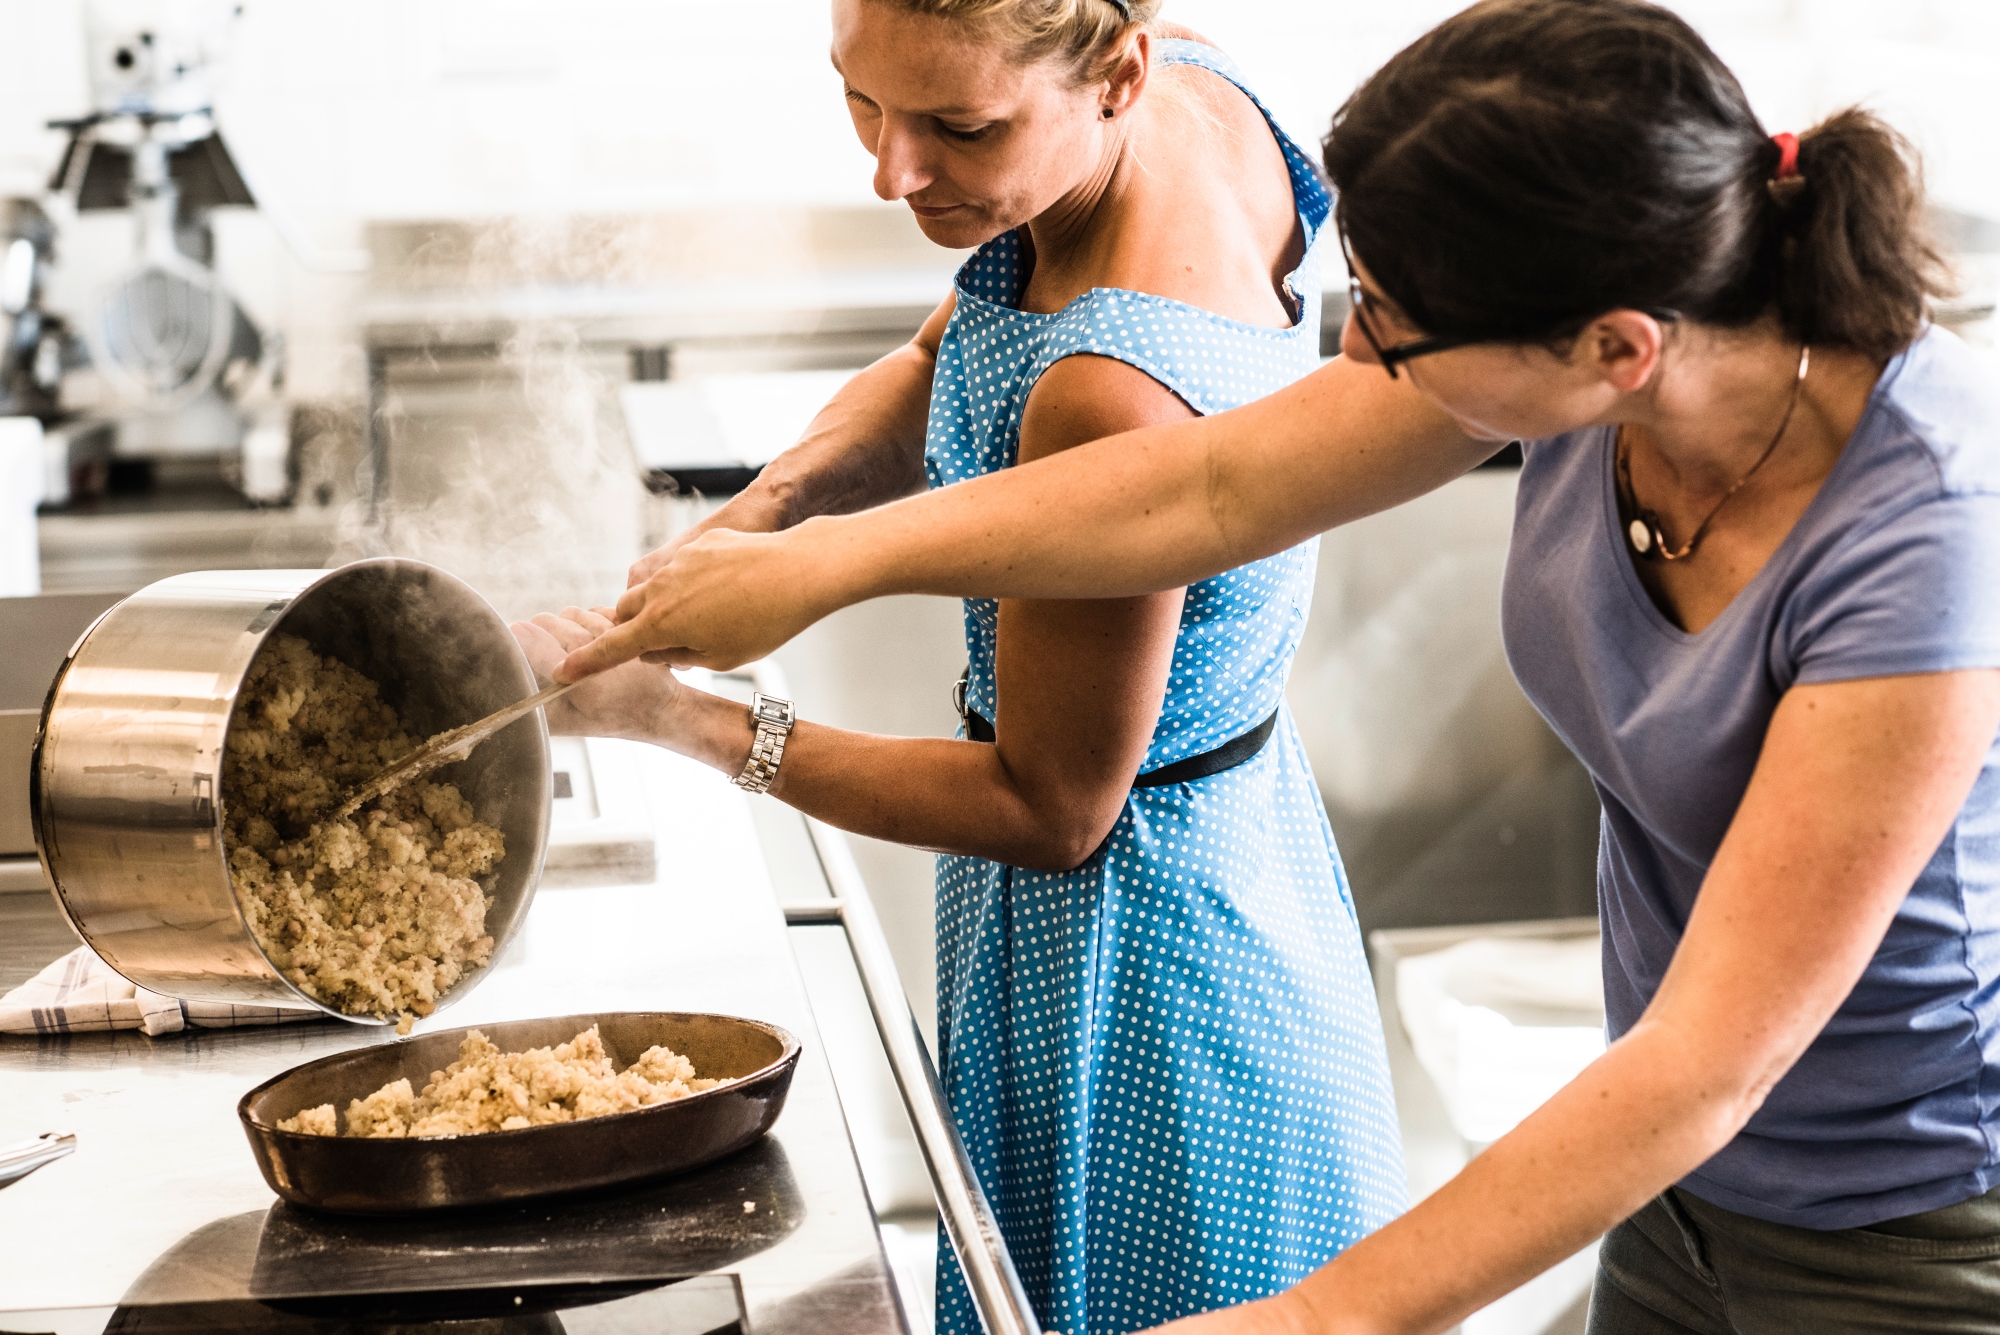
[[1772, 132, 1801, 180]]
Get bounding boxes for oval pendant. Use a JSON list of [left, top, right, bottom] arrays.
[[1628, 519, 1654, 554]]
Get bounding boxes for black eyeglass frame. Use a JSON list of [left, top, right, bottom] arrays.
[[1334, 216, 1681, 380], [1336, 219, 1479, 379]]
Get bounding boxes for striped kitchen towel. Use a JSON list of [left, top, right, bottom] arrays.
[[0, 946, 325, 1037]]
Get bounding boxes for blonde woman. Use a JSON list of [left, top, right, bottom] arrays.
[[515, 2, 1405, 1332]]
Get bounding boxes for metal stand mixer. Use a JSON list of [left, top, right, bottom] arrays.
[[31, 0, 328, 510], [53, 110, 271, 480]]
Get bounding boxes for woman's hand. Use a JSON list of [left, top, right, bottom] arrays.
[[511, 607, 693, 742], [555, 525, 845, 680], [517, 605, 772, 779], [627, 488, 793, 588]]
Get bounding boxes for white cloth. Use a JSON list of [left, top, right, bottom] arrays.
[[1397, 935, 1607, 1145], [0, 946, 324, 1037]]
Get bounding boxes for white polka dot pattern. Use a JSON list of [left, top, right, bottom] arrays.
[[923, 40, 1406, 1335]]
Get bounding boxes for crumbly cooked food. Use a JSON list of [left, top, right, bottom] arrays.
[[276, 1025, 722, 1138], [278, 1102, 339, 1137], [222, 633, 506, 1020]]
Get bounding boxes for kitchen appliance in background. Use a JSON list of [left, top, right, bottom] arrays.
[[353, 211, 955, 620], [621, 368, 859, 496], [39, 0, 300, 510], [0, 200, 76, 426]]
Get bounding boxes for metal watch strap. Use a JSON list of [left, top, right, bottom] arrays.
[[732, 691, 796, 794]]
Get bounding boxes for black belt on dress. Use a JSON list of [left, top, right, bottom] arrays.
[[954, 669, 1280, 789]]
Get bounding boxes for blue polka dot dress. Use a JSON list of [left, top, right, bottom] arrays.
[[923, 41, 1406, 1335]]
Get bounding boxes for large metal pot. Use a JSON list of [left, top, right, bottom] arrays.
[[30, 558, 551, 1025]]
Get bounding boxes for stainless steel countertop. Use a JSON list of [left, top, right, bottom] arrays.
[[0, 741, 902, 1333]]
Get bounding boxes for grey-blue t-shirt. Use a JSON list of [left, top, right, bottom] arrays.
[[1504, 326, 2000, 1229]]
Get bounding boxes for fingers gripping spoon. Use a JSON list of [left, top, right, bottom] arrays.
[[330, 680, 577, 821]]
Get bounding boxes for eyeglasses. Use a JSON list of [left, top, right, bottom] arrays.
[[1337, 218, 1478, 380], [1336, 217, 1683, 380]]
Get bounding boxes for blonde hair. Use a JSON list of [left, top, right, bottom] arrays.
[[878, 0, 1166, 83]]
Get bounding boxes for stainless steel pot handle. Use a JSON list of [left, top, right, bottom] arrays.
[[754, 665, 1045, 1335], [0, 1132, 77, 1190]]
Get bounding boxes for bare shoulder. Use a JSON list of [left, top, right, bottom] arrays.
[[1018, 354, 1197, 463], [1152, 53, 1273, 139], [1150, 60, 1295, 213], [1104, 49, 1303, 326]]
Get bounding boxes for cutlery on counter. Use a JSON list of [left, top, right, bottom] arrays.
[[0, 1132, 77, 1190]]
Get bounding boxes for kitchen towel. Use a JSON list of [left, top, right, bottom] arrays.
[[0, 946, 324, 1037]]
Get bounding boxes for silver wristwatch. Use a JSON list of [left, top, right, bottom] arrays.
[[732, 692, 795, 794]]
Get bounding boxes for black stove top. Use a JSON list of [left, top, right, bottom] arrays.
[[50, 1138, 804, 1335], [89, 1273, 743, 1334]]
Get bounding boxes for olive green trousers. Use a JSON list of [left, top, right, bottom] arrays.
[[1588, 1184, 2000, 1333]]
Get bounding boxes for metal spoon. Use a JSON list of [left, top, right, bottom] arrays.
[[0, 1132, 76, 1190], [329, 680, 577, 821]]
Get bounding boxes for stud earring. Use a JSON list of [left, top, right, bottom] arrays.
[[1102, 107, 1114, 119]]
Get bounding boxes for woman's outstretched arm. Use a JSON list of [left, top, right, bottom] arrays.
[[1160, 666, 2000, 1335], [559, 354, 1485, 678]]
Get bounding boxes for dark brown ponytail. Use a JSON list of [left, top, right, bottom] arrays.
[[1777, 110, 1949, 358], [1323, 0, 1953, 361]]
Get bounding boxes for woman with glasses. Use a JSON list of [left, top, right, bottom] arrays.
[[567, 0, 2000, 1330], [515, 2, 1408, 1333]]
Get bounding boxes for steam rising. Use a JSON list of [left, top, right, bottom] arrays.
[[331, 216, 652, 624]]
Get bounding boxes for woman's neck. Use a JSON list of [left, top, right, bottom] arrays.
[[1625, 325, 1879, 502], [1018, 103, 1156, 304]]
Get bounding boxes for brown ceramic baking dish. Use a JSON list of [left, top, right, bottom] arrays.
[[237, 1011, 800, 1214]]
